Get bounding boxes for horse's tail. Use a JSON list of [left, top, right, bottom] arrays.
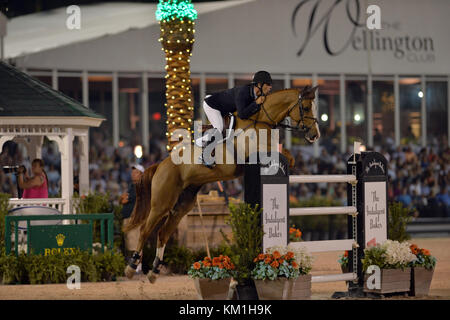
[[122, 162, 159, 233]]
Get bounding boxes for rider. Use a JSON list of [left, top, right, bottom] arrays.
[[195, 70, 273, 149]]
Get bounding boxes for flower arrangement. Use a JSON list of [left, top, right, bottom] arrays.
[[251, 251, 300, 281], [409, 244, 436, 270], [187, 255, 236, 280], [289, 226, 302, 242], [266, 244, 314, 274], [362, 240, 417, 271], [338, 251, 349, 269]]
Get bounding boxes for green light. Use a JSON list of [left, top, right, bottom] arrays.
[[156, 0, 198, 21]]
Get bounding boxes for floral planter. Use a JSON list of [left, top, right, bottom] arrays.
[[363, 268, 411, 294], [410, 267, 434, 297], [254, 278, 293, 300], [193, 278, 231, 300], [290, 274, 312, 300]]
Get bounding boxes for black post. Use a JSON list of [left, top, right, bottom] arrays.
[[343, 151, 389, 297]]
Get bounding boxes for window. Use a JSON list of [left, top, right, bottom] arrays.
[[34, 76, 52, 87], [58, 76, 82, 102], [317, 79, 340, 153], [89, 76, 113, 145], [373, 80, 394, 147], [399, 78, 421, 145], [346, 79, 367, 145], [119, 77, 142, 146], [147, 77, 167, 141], [426, 81, 448, 146]]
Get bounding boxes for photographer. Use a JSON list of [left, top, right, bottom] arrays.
[[17, 159, 48, 199]]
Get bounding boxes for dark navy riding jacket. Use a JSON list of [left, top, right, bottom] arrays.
[[204, 84, 261, 119]]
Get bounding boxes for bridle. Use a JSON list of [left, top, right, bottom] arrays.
[[256, 90, 319, 133]]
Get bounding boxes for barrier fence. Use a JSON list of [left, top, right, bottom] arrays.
[[5, 213, 114, 256], [244, 145, 389, 293]]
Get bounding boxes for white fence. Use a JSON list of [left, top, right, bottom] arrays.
[[8, 198, 66, 213]]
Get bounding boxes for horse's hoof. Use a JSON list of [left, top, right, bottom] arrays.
[[147, 271, 158, 284], [125, 265, 136, 279]]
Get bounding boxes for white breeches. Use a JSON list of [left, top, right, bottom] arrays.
[[203, 97, 224, 132]]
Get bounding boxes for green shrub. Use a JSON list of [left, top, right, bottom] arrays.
[[164, 245, 194, 274], [94, 249, 126, 281], [73, 192, 124, 248], [221, 203, 264, 285], [73, 192, 112, 214], [388, 201, 412, 242], [0, 249, 125, 285]]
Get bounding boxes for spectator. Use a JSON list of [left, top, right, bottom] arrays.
[[18, 159, 48, 199], [396, 187, 412, 208]]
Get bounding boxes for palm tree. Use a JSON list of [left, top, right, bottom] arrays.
[[156, 0, 197, 152]]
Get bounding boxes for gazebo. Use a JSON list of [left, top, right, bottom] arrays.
[[0, 61, 104, 213]]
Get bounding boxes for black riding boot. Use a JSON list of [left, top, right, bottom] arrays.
[[199, 128, 222, 168]]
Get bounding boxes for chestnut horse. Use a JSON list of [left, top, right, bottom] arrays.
[[123, 86, 320, 283]]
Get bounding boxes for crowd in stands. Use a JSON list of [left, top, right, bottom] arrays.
[[1, 130, 448, 218]]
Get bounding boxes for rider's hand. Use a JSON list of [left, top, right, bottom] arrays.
[[255, 96, 265, 105]]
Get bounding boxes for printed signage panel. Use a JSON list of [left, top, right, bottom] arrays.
[[262, 184, 287, 252], [364, 181, 387, 247], [28, 224, 92, 255]]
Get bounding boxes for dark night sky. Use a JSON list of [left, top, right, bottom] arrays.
[[0, 0, 224, 18]]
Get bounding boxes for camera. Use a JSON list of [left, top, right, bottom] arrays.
[[2, 165, 26, 174]]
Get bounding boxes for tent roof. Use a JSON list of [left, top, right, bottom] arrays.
[[4, 1, 254, 59], [0, 60, 104, 120]]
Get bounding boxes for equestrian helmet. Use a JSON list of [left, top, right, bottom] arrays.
[[252, 71, 273, 85]]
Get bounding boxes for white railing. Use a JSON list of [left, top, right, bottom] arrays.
[[289, 175, 357, 184], [290, 206, 357, 216], [289, 173, 358, 284], [8, 198, 66, 213], [289, 239, 355, 253]]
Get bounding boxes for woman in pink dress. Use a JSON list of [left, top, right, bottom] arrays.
[[18, 159, 48, 199]]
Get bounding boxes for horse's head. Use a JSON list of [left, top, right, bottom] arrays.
[[288, 85, 320, 143]]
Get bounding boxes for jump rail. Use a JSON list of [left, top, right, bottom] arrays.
[[244, 144, 389, 296], [289, 175, 357, 184]]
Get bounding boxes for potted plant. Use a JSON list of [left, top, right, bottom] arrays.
[[252, 245, 313, 300], [275, 244, 313, 299], [362, 240, 417, 294], [221, 203, 264, 300], [409, 244, 436, 297], [188, 255, 236, 300]]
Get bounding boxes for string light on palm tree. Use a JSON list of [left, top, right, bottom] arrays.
[[156, 0, 197, 152]]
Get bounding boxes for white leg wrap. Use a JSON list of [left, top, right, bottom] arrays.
[[157, 245, 166, 261]]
